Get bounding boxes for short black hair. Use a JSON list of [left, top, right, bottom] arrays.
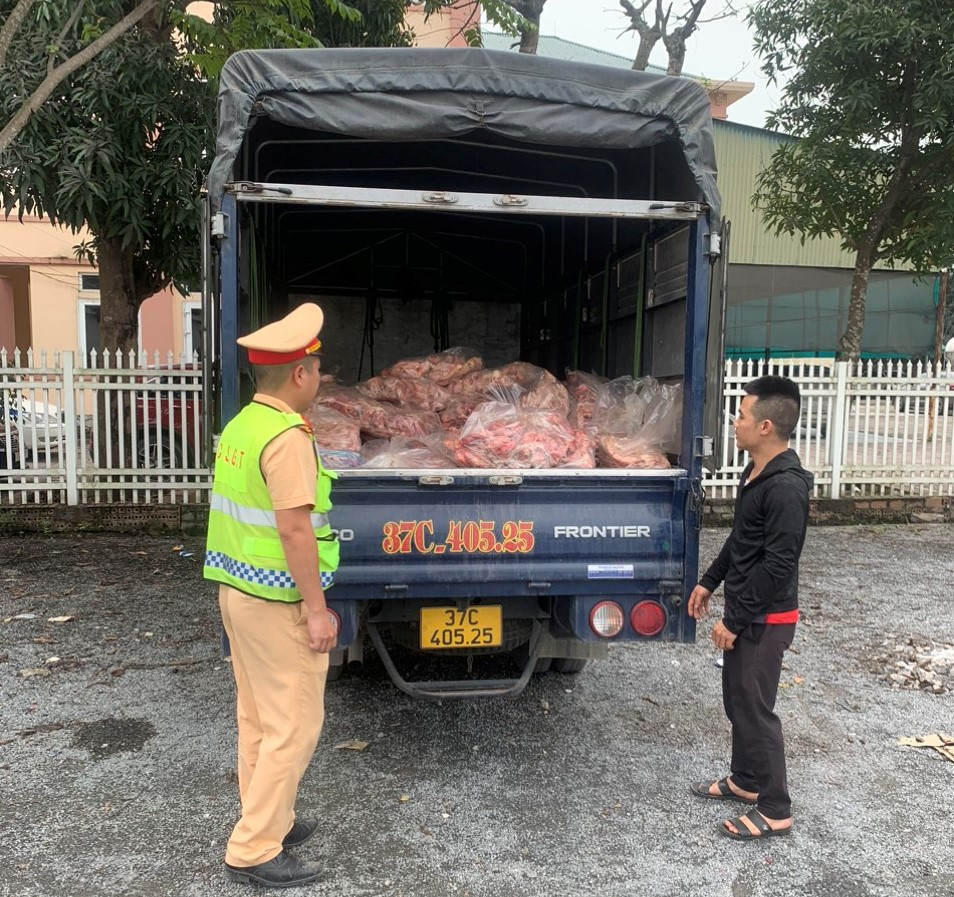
[[743, 375, 801, 440]]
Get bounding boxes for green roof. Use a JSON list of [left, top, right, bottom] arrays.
[[480, 31, 668, 75]]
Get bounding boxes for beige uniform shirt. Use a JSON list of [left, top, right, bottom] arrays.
[[254, 394, 318, 510]]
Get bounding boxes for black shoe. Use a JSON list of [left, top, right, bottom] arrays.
[[225, 851, 321, 888], [283, 817, 319, 849]]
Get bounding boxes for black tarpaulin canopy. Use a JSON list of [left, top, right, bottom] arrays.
[[206, 47, 721, 220]]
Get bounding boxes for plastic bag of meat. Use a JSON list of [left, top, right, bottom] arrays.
[[303, 402, 362, 452], [380, 356, 432, 379], [593, 376, 683, 455], [361, 436, 457, 469], [381, 347, 483, 385], [318, 449, 364, 470], [316, 383, 440, 439], [513, 364, 571, 416], [447, 361, 570, 416], [315, 383, 390, 431], [560, 427, 597, 469], [373, 405, 443, 439], [358, 375, 451, 411], [454, 402, 580, 469], [423, 347, 483, 386], [596, 435, 671, 469], [439, 392, 490, 429], [565, 370, 608, 428]]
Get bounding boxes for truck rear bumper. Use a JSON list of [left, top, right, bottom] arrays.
[[327, 596, 611, 699], [366, 618, 547, 700]]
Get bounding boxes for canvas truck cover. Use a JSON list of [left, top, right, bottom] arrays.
[[206, 47, 721, 220]]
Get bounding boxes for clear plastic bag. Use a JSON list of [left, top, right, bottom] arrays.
[[381, 347, 483, 386], [361, 436, 458, 469], [596, 435, 671, 469], [438, 392, 489, 430], [565, 370, 608, 428], [316, 383, 440, 439], [592, 376, 683, 456], [422, 347, 483, 386], [454, 402, 581, 469], [448, 361, 570, 416], [318, 449, 364, 470], [303, 401, 362, 452], [358, 375, 451, 411]]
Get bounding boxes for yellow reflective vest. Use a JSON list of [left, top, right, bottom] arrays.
[[204, 400, 339, 602]]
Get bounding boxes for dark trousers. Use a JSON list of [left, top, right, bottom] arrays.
[[722, 622, 796, 819]]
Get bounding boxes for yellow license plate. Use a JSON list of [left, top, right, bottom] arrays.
[[419, 606, 502, 650]]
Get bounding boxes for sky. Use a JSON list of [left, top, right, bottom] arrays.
[[526, 0, 783, 129]]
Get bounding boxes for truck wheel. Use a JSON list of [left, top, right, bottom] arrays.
[[510, 643, 551, 674], [551, 657, 588, 674]]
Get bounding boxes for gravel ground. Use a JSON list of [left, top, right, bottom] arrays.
[[1, 524, 953, 897]]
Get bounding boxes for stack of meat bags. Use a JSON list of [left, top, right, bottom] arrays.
[[304, 347, 680, 471]]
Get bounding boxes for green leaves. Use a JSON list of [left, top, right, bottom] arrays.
[[750, 0, 954, 356], [175, 0, 322, 81]]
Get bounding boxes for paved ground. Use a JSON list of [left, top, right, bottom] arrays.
[[1, 524, 953, 897]]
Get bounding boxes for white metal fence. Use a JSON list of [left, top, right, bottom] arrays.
[[0, 349, 206, 505], [706, 358, 954, 499], [2, 352, 953, 506]]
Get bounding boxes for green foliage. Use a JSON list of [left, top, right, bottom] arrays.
[[175, 0, 322, 81], [0, 0, 527, 354], [750, 0, 954, 273], [1, 5, 212, 301], [308, 0, 414, 49]]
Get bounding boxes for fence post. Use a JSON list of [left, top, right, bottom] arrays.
[[828, 361, 849, 499], [62, 351, 78, 505]]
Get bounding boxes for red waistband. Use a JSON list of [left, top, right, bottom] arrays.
[[764, 609, 800, 624]]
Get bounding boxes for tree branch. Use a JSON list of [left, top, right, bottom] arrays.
[[620, 0, 665, 71], [0, 0, 37, 72], [0, 0, 159, 159], [48, 1, 86, 76]]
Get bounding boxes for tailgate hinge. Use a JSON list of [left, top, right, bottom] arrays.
[[690, 478, 705, 530]]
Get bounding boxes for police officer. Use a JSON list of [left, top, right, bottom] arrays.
[[204, 302, 339, 888]]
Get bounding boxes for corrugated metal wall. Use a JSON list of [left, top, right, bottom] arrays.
[[712, 121, 884, 270]]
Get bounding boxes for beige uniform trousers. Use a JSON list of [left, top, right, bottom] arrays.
[[219, 585, 329, 867]]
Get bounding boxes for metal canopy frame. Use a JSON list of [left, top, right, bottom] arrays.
[[227, 181, 706, 221]]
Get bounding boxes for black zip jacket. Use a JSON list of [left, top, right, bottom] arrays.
[[699, 448, 813, 635]]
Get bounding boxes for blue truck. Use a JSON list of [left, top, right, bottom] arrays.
[[203, 48, 728, 698]]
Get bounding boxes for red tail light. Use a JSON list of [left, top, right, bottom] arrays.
[[630, 600, 666, 637], [589, 601, 625, 638]]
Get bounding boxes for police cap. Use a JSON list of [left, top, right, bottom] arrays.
[[237, 303, 324, 365]]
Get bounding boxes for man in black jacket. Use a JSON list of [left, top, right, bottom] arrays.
[[688, 375, 813, 841]]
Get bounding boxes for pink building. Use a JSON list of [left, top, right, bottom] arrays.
[[0, 212, 199, 359]]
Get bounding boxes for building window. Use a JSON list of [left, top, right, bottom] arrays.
[[79, 273, 101, 292], [79, 301, 100, 362], [184, 302, 203, 363]]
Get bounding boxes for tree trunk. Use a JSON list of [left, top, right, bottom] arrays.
[[666, 41, 686, 75], [632, 34, 658, 71], [518, 19, 539, 53], [93, 238, 142, 470], [96, 237, 141, 358], [838, 244, 876, 361], [510, 1, 545, 54]]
